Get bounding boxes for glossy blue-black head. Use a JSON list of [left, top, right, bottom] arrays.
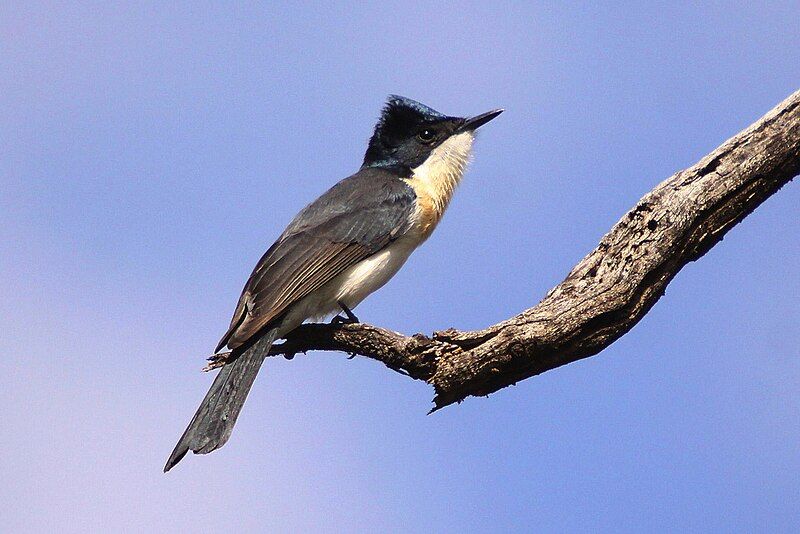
[[362, 95, 502, 170]]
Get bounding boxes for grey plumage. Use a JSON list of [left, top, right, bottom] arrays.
[[216, 167, 417, 351], [164, 329, 277, 472], [165, 96, 501, 471], [165, 169, 416, 472]]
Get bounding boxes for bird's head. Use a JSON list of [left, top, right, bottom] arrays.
[[362, 95, 503, 171]]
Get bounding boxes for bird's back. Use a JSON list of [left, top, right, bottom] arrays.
[[217, 167, 417, 351]]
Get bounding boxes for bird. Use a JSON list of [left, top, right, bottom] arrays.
[[164, 95, 503, 472]]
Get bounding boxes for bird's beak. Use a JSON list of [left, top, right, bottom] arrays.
[[458, 108, 504, 132]]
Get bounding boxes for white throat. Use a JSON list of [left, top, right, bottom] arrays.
[[402, 131, 475, 241], [409, 131, 474, 215]]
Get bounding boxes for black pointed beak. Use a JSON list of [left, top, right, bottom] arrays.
[[458, 108, 504, 132]]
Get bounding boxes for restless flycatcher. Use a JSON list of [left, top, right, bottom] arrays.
[[165, 96, 502, 471]]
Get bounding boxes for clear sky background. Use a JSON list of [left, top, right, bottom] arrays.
[[2, 2, 799, 532]]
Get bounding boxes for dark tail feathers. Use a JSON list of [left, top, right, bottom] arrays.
[[164, 329, 277, 472]]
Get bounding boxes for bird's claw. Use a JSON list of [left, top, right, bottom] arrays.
[[203, 351, 232, 372], [331, 301, 359, 324]]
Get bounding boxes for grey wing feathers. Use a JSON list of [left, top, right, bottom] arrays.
[[216, 168, 416, 351]]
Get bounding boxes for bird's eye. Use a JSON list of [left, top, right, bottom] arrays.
[[417, 128, 436, 144]]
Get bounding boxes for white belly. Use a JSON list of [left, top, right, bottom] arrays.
[[330, 238, 418, 307], [277, 238, 418, 335]]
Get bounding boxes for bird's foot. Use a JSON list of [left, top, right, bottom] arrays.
[[331, 301, 359, 325], [203, 351, 233, 372]]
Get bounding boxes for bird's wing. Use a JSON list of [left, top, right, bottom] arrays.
[[217, 167, 416, 351]]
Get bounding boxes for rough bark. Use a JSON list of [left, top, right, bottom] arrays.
[[210, 90, 800, 412]]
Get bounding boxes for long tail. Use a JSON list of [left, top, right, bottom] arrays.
[[164, 328, 278, 472]]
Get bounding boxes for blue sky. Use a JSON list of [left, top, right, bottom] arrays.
[[2, 2, 799, 532]]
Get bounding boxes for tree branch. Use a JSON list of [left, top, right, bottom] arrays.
[[212, 90, 800, 412]]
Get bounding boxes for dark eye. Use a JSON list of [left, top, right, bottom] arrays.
[[417, 128, 436, 144]]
